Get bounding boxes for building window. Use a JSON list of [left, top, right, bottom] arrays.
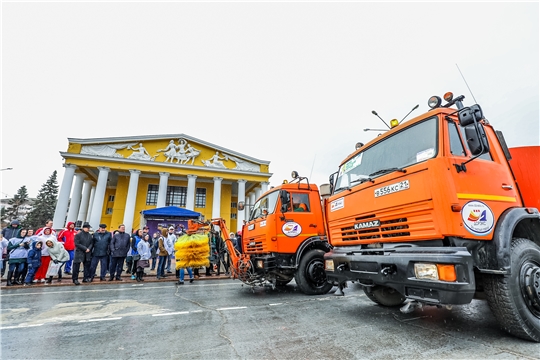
[[231, 202, 237, 208], [195, 188, 206, 208], [106, 208, 113, 215], [146, 184, 159, 205], [108, 195, 115, 202], [166, 186, 187, 207], [231, 213, 237, 219]]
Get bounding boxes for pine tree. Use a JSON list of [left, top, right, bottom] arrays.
[[0, 207, 7, 225], [25, 171, 59, 229], [4, 185, 29, 222]]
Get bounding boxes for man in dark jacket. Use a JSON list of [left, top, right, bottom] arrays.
[[109, 224, 131, 281], [2, 219, 21, 276], [72, 223, 94, 285], [89, 224, 112, 282], [2, 219, 21, 239]]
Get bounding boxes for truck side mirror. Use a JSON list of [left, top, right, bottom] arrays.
[[237, 201, 245, 211], [328, 172, 336, 194], [320, 184, 331, 197], [464, 124, 490, 156], [458, 104, 483, 126], [279, 190, 290, 212]]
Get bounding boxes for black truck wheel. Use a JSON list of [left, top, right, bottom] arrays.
[[484, 238, 540, 342], [294, 249, 333, 295], [363, 286, 405, 307]]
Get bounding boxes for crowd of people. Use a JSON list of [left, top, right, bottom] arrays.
[[1, 219, 238, 287]]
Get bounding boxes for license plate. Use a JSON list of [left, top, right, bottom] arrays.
[[374, 180, 409, 198]]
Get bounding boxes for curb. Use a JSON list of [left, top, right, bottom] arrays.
[[0, 272, 232, 288]]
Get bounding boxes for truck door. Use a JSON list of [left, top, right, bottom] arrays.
[[446, 121, 520, 238], [277, 191, 319, 253]]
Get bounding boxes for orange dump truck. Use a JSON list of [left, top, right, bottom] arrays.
[[322, 92, 540, 341]]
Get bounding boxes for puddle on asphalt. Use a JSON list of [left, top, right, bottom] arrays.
[[1, 299, 163, 326]]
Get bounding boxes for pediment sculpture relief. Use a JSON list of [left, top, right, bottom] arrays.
[[79, 139, 258, 171], [80, 143, 137, 158], [81, 142, 158, 161], [202, 151, 227, 168], [157, 138, 200, 165], [127, 143, 157, 161], [202, 151, 260, 172]]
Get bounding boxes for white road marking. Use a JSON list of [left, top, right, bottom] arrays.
[[79, 317, 122, 323], [269, 303, 283, 306], [216, 306, 247, 311], [0, 323, 44, 330], [152, 311, 189, 317]]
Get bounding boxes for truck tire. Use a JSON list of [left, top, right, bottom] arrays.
[[363, 286, 406, 307], [294, 249, 333, 295], [483, 238, 540, 342]]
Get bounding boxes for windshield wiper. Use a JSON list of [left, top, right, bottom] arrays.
[[333, 186, 351, 193], [351, 177, 375, 185], [369, 167, 407, 177]]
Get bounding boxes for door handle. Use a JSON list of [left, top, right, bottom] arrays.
[[502, 184, 513, 190]]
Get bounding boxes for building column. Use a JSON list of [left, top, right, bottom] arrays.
[[236, 179, 246, 231], [86, 186, 96, 223], [66, 173, 86, 224], [254, 187, 262, 202], [156, 172, 169, 208], [88, 167, 110, 230], [52, 164, 77, 229], [123, 170, 141, 234], [77, 180, 93, 224], [248, 192, 256, 213], [260, 181, 270, 194], [186, 175, 197, 210], [212, 177, 223, 219]]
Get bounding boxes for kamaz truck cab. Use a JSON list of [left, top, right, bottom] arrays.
[[240, 172, 333, 295], [323, 92, 540, 341]]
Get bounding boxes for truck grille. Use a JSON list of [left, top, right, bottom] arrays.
[[333, 202, 436, 244], [341, 217, 410, 241], [245, 239, 265, 253]]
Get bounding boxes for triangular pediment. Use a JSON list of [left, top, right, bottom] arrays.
[[67, 133, 269, 173]]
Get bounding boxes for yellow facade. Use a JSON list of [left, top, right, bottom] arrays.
[[55, 134, 271, 232]]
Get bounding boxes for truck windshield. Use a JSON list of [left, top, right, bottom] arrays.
[[249, 190, 280, 221], [335, 117, 438, 192]]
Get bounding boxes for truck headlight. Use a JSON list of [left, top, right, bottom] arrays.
[[256, 260, 264, 269], [414, 263, 439, 280], [325, 260, 334, 271], [414, 263, 457, 282]]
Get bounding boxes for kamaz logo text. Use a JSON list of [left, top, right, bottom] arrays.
[[353, 220, 380, 230]]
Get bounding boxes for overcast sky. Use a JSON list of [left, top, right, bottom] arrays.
[[2, 1, 539, 199]]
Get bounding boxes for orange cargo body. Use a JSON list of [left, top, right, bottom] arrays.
[[509, 146, 540, 210]]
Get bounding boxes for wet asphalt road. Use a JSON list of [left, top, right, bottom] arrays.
[[1, 280, 539, 360]]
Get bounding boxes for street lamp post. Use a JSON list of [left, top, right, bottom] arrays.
[[0, 168, 13, 171]]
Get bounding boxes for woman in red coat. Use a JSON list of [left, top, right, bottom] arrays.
[[33, 228, 57, 283]]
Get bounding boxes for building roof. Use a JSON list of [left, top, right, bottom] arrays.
[[67, 133, 270, 165]]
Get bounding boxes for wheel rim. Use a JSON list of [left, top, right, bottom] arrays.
[[519, 261, 540, 317], [306, 259, 327, 288]]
